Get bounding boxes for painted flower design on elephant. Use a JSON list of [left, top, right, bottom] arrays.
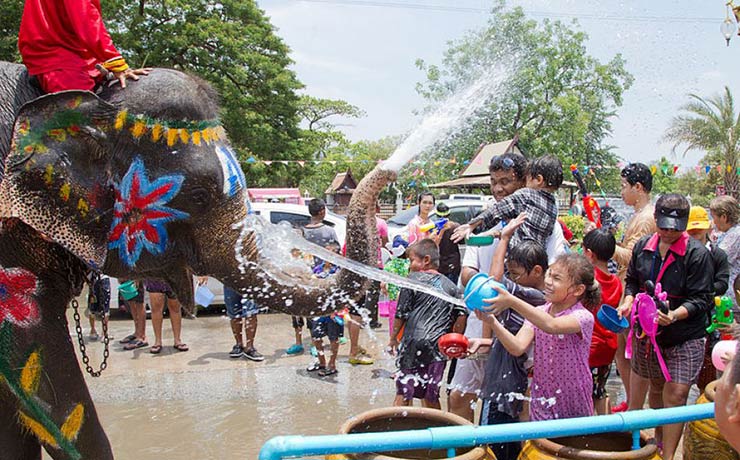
[[108, 157, 189, 267], [0, 267, 40, 328]]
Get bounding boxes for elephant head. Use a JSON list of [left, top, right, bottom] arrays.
[[0, 69, 395, 315]]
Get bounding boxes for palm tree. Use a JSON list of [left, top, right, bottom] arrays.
[[665, 86, 740, 199]]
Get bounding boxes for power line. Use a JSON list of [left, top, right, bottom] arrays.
[[296, 0, 720, 24]]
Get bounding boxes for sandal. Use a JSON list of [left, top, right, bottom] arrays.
[[173, 343, 189, 352], [149, 345, 162, 354], [307, 361, 325, 372], [119, 334, 137, 344], [123, 339, 148, 350], [318, 368, 338, 377]]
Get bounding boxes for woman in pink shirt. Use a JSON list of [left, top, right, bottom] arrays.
[[403, 192, 435, 244]]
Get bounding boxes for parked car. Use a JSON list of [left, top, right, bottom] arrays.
[[109, 202, 346, 312], [387, 198, 488, 240]]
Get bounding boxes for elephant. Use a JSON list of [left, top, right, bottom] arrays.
[[0, 61, 397, 459]]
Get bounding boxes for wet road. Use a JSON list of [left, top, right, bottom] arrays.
[[59, 307, 401, 459], [50, 303, 693, 459]]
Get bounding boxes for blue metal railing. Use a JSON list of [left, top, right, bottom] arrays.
[[259, 403, 715, 459]]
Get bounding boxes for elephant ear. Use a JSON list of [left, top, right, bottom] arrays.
[[0, 91, 118, 269]]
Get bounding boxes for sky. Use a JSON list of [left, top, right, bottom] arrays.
[[256, 0, 740, 169]]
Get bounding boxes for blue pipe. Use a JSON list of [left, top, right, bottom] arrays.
[[258, 403, 714, 460]]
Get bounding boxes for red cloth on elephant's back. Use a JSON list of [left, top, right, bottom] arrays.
[[588, 266, 623, 368], [18, 0, 121, 77]]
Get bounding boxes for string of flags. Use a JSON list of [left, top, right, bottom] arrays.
[[573, 162, 740, 176]]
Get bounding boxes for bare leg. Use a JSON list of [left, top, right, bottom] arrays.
[[88, 316, 97, 337], [649, 378, 665, 445], [245, 315, 257, 350], [393, 395, 412, 406], [593, 396, 609, 416], [628, 372, 650, 411], [149, 292, 165, 347], [448, 390, 477, 422], [616, 333, 631, 402], [167, 298, 183, 346], [313, 339, 326, 367], [422, 398, 442, 410], [129, 300, 146, 341], [294, 327, 302, 346], [328, 340, 339, 370], [231, 318, 244, 347], [349, 313, 362, 357], [660, 381, 691, 460]]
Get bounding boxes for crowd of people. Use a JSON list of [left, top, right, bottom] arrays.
[[16, 1, 740, 455], [380, 154, 739, 460]]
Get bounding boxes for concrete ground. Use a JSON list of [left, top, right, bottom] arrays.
[[46, 303, 691, 459]]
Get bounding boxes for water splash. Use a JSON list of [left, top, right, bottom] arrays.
[[382, 64, 511, 172], [240, 215, 465, 307]]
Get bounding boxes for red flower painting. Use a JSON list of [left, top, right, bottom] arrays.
[[0, 267, 40, 328]]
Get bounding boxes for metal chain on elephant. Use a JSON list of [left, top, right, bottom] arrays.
[[70, 273, 110, 377]]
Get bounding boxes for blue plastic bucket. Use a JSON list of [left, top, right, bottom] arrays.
[[195, 285, 215, 307], [463, 273, 506, 311], [596, 304, 628, 333]]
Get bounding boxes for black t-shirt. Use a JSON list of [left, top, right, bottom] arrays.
[[395, 271, 466, 369]]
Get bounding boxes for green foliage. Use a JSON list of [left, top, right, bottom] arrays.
[[649, 157, 677, 195], [675, 171, 720, 207], [0, 0, 22, 63], [102, 0, 304, 186], [413, 2, 633, 189], [665, 86, 740, 199], [300, 137, 400, 199], [561, 214, 585, 244]]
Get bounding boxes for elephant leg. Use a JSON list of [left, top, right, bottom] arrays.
[[39, 316, 114, 460], [0, 389, 42, 460]]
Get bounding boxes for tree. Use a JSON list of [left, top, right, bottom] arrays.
[[296, 95, 364, 160], [0, 0, 22, 63], [414, 2, 633, 187], [664, 86, 740, 199], [300, 136, 400, 199], [102, 0, 303, 176]]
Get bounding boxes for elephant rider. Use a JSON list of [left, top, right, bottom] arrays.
[[18, 0, 150, 93]]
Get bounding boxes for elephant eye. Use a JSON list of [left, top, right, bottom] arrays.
[[188, 188, 211, 207]]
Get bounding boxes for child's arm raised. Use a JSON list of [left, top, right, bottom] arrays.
[[488, 213, 527, 282], [484, 285, 583, 335], [475, 310, 534, 357]]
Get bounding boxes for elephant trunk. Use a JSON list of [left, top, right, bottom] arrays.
[[211, 166, 397, 317]]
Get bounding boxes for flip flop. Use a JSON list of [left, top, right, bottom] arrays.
[[149, 345, 162, 354], [318, 368, 338, 377], [119, 334, 137, 344], [173, 343, 189, 352], [123, 339, 148, 350]]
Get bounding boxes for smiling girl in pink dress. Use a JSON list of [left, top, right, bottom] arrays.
[[477, 253, 599, 421]]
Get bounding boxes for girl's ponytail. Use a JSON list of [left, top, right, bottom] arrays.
[[582, 280, 602, 310]]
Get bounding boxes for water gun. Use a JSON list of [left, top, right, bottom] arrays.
[[707, 296, 734, 334], [570, 164, 601, 228], [645, 280, 669, 314], [419, 218, 448, 235], [332, 308, 350, 326]]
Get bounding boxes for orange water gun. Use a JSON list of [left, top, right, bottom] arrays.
[[571, 164, 601, 228]]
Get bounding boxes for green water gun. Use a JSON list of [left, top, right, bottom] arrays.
[[707, 296, 734, 334]]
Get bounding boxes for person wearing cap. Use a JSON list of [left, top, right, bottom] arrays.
[[610, 162, 657, 413], [617, 193, 714, 460], [686, 206, 730, 392], [380, 236, 411, 338]]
